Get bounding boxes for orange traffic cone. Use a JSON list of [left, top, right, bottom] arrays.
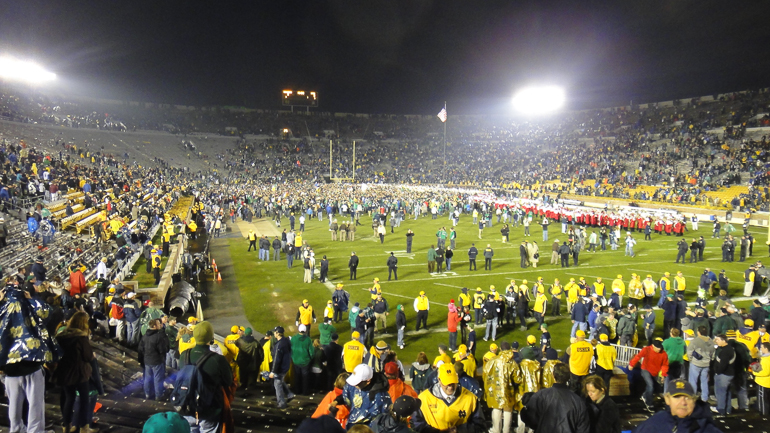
[[217, 272, 222, 282]]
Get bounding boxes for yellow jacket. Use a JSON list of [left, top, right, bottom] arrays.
[[673, 276, 686, 292], [596, 342, 616, 371], [224, 334, 240, 362], [458, 293, 471, 308], [343, 339, 366, 372], [753, 355, 770, 388], [612, 279, 625, 296], [566, 282, 579, 303], [534, 294, 547, 314], [419, 386, 479, 430], [569, 340, 594, 376], [473, 293, 485, 309], [593, 282, 605, 297]]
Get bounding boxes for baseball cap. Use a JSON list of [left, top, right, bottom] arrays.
[[244, 328, 253, 335], [302, 299, 309, 304], [351, 331, 360, 339], [457, 344, 467, 354], [666, 378, 697, 397], [274, 326, 285, 334], [383, 362, 399, 376], [346, 364, 373, 386], [298, 324, 307, 333], [392, 395, 421, 418], [193, 322, 214, 345], [599, 334, 608, 342], [437, 364, 459, 385], [419, 291, 425, 295], [526, 335, 537, 345], [540, 323, 548, 330], [575, 330, 586, 338], [126, 292, 136, 299], [745, 319, 755, 327]]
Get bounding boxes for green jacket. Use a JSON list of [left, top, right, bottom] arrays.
[[290, 333, 314, 367], [319, 323, 337, 346], [712, 316, 736, 336], [427, 248, 437, 261], [662, 336, 685, 363], [165, 325, 179, 351]]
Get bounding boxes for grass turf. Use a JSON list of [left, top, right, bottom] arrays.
[[229, 213, 767, 364]]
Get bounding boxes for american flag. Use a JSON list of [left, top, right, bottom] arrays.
[[437, 107, 447, 123]]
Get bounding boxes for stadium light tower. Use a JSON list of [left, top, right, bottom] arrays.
[[0, 56, 57, 84], [512, 85, 565, 115]]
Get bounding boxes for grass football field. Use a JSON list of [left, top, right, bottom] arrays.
[[228, 213, 766, 364]]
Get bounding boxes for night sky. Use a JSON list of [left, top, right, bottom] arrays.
[[2, 1, 770, 114]]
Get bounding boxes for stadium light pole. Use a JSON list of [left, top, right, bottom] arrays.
[[329, 139, 333, 180]]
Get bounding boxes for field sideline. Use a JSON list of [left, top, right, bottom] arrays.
[[227, 212, 766, 363]]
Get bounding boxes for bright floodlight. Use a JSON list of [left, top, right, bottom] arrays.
[[0, 56, 56, 84], [512, 86, 565, 115]]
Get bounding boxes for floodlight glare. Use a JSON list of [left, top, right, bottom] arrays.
[[0, 56, 57, 84], [512, 86, 565, 115]]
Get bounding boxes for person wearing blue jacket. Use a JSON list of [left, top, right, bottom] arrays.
[[571, 297, 588, 338], [635, 378, 721, 433], [123, 292, 142, 347], [268, 326, 295, 409], [343, 364, 392, 427]]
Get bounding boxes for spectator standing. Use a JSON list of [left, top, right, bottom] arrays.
[[468, 243, 478, 270], [412, 364, 485, 432], [343, 364, 392, 427], [139, 318, 169, 400], [634, 379, 721, 433], [291, 324, 314, 395], [483, 244, 494, 270], [520, 363, 590, 433], [55, 312, 95, 433], [629, 339, 669, 413], [754, 342, 770, 416], [414, 291, 429, 331], [687, 326, 715, 404], [568, 330, 593, 393], [583, 375, 621, 433], [712, 334, 735, 417], [269, 326, 295, 409], [235, 328, 262, 391]]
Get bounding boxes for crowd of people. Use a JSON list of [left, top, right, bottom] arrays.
[[3, 85, 770, 433]]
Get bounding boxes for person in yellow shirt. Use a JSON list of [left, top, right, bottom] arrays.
[[482, 343, 499, 367], [342, 331, 366, 372], [549, 279, 563, 316], [612, 275, 626, 306], [753, 342, 770, 415], [565, 278, 579, 313], [593, 277, 605, 299], [534, 292, 547, 326], [224, 326, 243, 383], [673, 271, 687, 297], [628, 274, 644, 308], [414, 363, 484, 432], [595, 334, 617, 393], [433, 344, 453, 368], [323, 300, 334, 320], [458, 287, 472, 312], [454, 345, 477, 377], [473, 287, 485, 326], [369, 278, 381, 299], [247, 229, 257, 251], [296, 299, 316, 334], [568, 330, 594, 393]]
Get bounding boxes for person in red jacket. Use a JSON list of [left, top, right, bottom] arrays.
[[629, 338, 669, 413], [69, 264, 87, 296], [447, 303, 461, 351]]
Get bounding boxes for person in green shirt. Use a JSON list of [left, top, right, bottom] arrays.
[[290, 324, 314, 395], [662, 328, 686, 388], [164, 316, 179, 369], [318, 317, 337, 346], [178, 321, 234, 431]]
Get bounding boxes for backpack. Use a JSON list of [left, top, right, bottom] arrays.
[[411, 366, 430, 392], [170, 350, 221, 416]]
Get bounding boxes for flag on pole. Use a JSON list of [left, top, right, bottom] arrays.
[[437, 107, 447, 123]]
